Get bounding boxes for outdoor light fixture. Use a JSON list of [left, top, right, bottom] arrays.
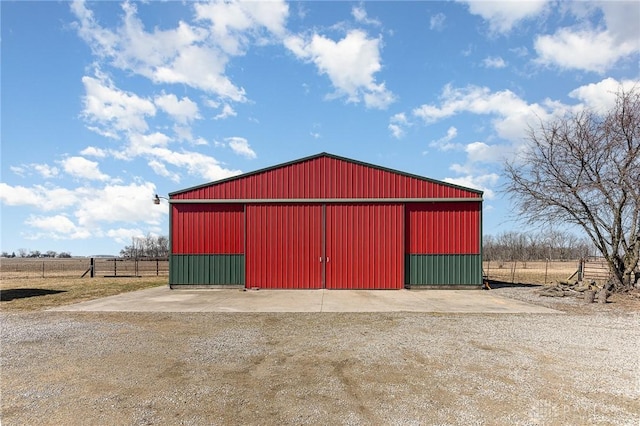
[[153, 194, 169, 205]]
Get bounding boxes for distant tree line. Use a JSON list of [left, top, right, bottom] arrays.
[[119, 234, 169, 258], [483, 230, 593, 265], [1, 250, 72, 258]]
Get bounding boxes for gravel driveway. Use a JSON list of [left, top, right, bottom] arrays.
[[2, 304, 638, 425]]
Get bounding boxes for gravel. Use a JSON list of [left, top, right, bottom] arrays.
[[1, 302, 639, 425]]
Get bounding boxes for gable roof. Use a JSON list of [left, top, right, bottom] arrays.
[[170, 152, 483, 200]]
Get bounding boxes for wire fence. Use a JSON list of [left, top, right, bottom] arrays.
[[0, 258, 169, 280]]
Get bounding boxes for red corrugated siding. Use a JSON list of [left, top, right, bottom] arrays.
[[171, 204, 243, 254], [173, 155, 479, 200], [245, 204, 323, 289], [326, 204, 404, 289], [405, 202, 480, 254]]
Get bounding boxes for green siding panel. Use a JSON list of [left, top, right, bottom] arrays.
[[170, 255, 245, 286], [406, 254, 482, 286]]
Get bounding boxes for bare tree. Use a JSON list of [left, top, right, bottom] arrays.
[[504, 87, 640, 291]]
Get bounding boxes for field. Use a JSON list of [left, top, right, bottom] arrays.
[[483, 260, 579, 285], [0, 257, 168, 279]]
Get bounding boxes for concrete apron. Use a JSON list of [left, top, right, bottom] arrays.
[[50, 286, 562, 314]]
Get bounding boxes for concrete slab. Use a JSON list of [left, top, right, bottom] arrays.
[[50, 286, 562, 314]]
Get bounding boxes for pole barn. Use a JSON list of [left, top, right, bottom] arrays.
[[168, 153, 483, 289]]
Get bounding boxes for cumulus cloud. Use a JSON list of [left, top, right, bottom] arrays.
[[285, 29, 395, 109], [388, 112, 410, 139], [412, 83, 550, 142], [429, 126, 460, 151], [535, 28, 638, 74], [482, 56, 506, 69], [444, 173, 499, 199], [6, 181, 165, 241], [80, 146, 108, 158], [533, 2, 639, 73], [568, 78, 640, 113], [25, 214, 91, 240], [59, 156, 110, 181], [154, 93, 200, 124], [71, 0, 289, 102], [82, 71, 156, 137], [459, 0, 549, 33], [226, 137, 257, 159], [214, 104, 237, 120]]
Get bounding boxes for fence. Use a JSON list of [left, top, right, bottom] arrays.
[[0, 258, 169, 279]]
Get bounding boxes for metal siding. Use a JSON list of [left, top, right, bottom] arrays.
[[169, 255, 245, 285], [171, 204, 243, 254], [245, 204, 323, 289], [405, 202, 481, 254], [173, 155, 480, 200], [326, 204, 404, 289], [406, 254, 482, 286]]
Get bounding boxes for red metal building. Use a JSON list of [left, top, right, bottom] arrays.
[[169, 153, 483, 289]]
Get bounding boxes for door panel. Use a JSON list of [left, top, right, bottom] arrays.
[[245, 204, 323, 289], [325, 204, 404, 289]]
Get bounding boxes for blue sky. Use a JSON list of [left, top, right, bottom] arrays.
[[1, 1, 639, 256]]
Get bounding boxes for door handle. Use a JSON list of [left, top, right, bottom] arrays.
[[319, 257, 322, 263], [326, 257, 330, 263]]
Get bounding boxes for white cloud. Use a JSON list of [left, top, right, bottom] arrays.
[[464, 141, 509, 163], [25, 214, 91, 240], [285, 29, 395, 109], [460, 0, 549, 33], [195, 0, 289, 54], [214, 104, 237, 120], [80, 146, 108, 158], [412, 84, 550, 142], [352, 5, 381, 26], [82, 71, 156, 137], [148, 159, 180, 182], [568, 78, 640, 113], [106, 227, 146, 244], [154, 93, 200, 124], [33, 164, 60, 179], [73, 182, 164, 227], [2, 181, 165, 243], [535, 28, 638, 73], [227, 137, 257, 159], [429, 126, 460, 151], [444, 173, 499, 199], [72, 0, 292, 101], [482, 56, 506, 69], [532, 2, 640, 74], [59, 156, 110, 181], [430, 13, 446, 31], [388, 112, 410, 139]]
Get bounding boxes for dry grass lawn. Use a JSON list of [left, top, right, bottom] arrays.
[[0, 276, 166, 312], [483, 260, 579, 285]]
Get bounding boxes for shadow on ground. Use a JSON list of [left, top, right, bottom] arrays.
[[486, 280, 542, 289], [1, 289, 66, 302]]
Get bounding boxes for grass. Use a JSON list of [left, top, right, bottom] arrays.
[[483, 260, 579, 285], [0, 276, 167, 312]]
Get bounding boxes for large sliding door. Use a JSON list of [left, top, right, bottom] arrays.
[[245, 203, 404, 289], [245, 204, 323, 289], [325, 204, 404, 289]]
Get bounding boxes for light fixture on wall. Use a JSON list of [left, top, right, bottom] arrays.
[[153, 194, 169, 205]]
